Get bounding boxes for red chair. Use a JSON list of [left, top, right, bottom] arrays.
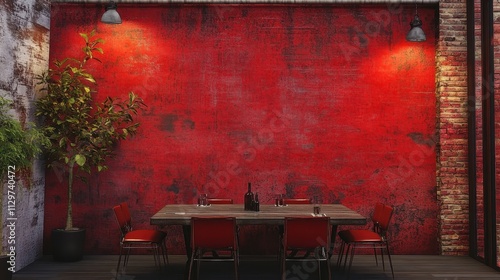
[[337, 203, 394, 279], [277, 198, 311, 253], [205, 198, 235, 257], [188, 216, 239, 280], [207, 198, 233, 204], [112, 202, 168, 276], [278, 198, 311, 255], [281, 216, 331, 280], [282, 198, 311, 205]]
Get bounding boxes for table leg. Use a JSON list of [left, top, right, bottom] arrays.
[[329, 224, 338, 259], [183, 225, 192, 258], [182, 225, 194, 280]]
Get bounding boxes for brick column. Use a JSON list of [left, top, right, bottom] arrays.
[[436, 0, 470, 255]]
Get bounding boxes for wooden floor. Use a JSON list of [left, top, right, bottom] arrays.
[[12, 254, 500, 280]]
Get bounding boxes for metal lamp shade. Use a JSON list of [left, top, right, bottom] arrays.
[[406, 14, 426, 42], [101, 2, 122, 24]]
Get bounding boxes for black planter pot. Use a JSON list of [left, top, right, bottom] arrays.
[[51, 228, 86, 262], [0, 255, 13, 280]]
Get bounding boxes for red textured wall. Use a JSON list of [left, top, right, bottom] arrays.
[[44, 4, 439, 255]]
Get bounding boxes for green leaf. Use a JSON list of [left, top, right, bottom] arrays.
[[80, 32, 89, 42], [75, 154, 86, 166]]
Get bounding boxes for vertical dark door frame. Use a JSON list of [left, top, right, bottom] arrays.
[[467, 0, 498, 269], [470, 0, 498, 269]]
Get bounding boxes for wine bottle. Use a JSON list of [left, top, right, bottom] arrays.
[[253, 192, 260, 212], [244, 182, 254, 211]]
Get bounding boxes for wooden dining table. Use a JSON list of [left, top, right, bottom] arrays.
[[150, 203, 366, 255], [150, 203, 366, 227]]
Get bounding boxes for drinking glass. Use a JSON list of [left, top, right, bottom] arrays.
[[275, 194, 284, 207], [313, 205, 321, 215], [313, 195, 320, 215], [198, 193, 208, 206]]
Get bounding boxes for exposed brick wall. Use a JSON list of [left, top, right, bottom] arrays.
[[436, 0, 470, 256], [437, 0, 500, 258], [0, 0, 50, 270]]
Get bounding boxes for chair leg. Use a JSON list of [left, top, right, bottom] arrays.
[[347, 245, 356, 280], [380, 246, 386, 271], [342, 244, 351, 272], [233, 250, 239, 280], [115, 246, 124, 279], [196, 250, 202, 280], [317, 258, 322, 280], [386, 243, 394, 279], [154, 245, 162, 271], [337, 241, 345, 270], [326, 256, 332, 280], [124, 247, 131, 268], [281, 250, 286, 280], [152, 246, 158, 269], [320, 247, 327, 279], [162, 242, 169, 266], [187, 250, 196, 280]]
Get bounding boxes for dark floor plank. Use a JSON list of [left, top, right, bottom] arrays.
[[11, 255, 500, 280]]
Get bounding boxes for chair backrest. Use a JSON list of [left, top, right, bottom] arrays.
[[207, 198, 233, 204], [284, 216, 330, 249], [120, 202, 131, 223], [372, 203, 393, 235], [191, 217, 237, 250], [283, 198, 311, 204], [113, 202, 132, 236]]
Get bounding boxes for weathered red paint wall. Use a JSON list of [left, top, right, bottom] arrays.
[[44, 4, 438, 255]]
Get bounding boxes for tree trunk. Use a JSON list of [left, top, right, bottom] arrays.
[[65, 160, 74, 230]]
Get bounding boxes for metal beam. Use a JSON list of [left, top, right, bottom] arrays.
[[480, 0, 497, 269]]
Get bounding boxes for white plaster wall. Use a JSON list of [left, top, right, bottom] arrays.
[[0, 0, 50, 271]]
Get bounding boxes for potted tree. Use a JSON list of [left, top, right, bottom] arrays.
[[36, 30, 145, 262], [0, 96, 48, 279]]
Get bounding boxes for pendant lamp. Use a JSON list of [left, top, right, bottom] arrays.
[[101, 1, 121, 24], [406, 4, 426, 42]]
